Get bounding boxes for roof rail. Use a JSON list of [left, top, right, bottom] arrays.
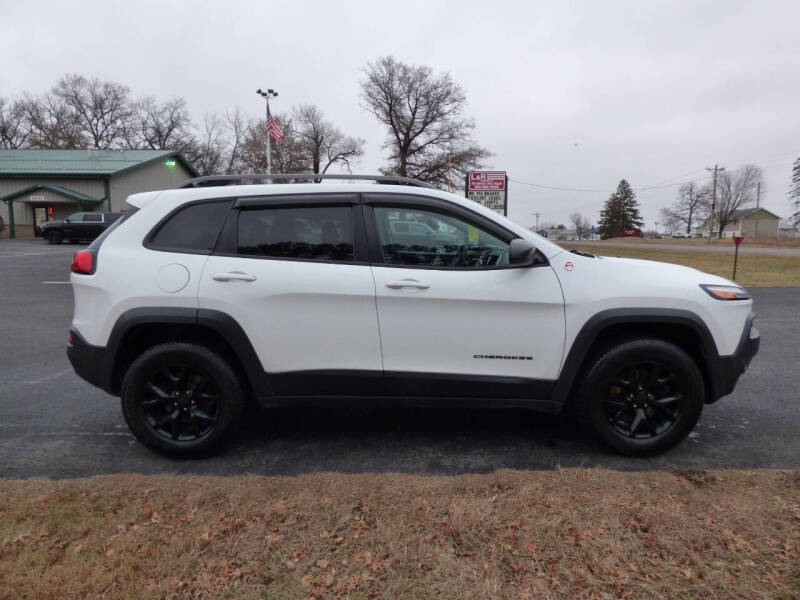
[[176, 173, 436, 189]]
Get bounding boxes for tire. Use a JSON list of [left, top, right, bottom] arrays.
[[69, 239, 80, 244], [46, 230, 62, 244], [121, 342, 246, 456], [579, 339, 704, 456]]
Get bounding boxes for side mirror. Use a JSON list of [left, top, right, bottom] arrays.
[[509, 238, 537, 266], [64, 218, 70, 223]]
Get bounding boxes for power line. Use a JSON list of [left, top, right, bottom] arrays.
[[508, 147, 798, 196], [509, 174, 711, 194]]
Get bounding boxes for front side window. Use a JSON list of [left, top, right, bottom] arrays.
[[83, 213, 102, 222], [67, 213, 84, 222], [237, 205, 354, 262], [373, 206, 510, 268]]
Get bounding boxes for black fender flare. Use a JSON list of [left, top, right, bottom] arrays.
[[102, 307, 271, 398], [549, 308, 725, 406]]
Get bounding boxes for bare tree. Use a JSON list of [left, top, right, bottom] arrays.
[[569, 212, 591, 239], [183, 114, 227, 176], [712, 164, 763, 237], [222, 108, 248, 174], [659, 182, 708, 235], [360, 56, 491, 188], [0, 98, 31, 148], [126, 97, 194, 152], [291, 104, 364, 176], [21, 93, 85, 148], [52, 74, 132, 148]]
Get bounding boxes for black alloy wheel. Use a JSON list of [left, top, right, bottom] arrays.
[[140, 364, 220, 443], [582, 339, 704, 456], [121, 343, 245, 456], [603, 361, 685, 440]]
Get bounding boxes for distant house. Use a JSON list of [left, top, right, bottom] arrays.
[[0, 149, 197, 238], [703, 207, 782, 239], [779, 219, 800, 238]]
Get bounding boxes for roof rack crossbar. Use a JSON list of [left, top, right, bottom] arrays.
[[176, 173, 435, 189]]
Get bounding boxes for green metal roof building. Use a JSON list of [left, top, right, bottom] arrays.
[[0, 149, 198, 238]]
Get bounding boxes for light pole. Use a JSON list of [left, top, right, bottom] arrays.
[[256, 88, 278, 175]]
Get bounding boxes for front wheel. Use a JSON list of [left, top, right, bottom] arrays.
[[580, 339, 704, 456], [46, 230, 62, 244], [121, 343, 246, 456]]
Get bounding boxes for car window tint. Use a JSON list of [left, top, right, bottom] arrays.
[[149, 201, 231, 252], [83, 213, 102, 222], [68, 213, 84, 222], [237, 206, 354, 261], [373, 206, 510, 268]]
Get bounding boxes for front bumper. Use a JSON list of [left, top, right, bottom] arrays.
[[67, 329, 112, 393], [707, 314, 760, 402]]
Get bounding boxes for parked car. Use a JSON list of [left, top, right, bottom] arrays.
[[42, 211, 122, 244], [671, 232, 690, 238], [66, 174, 759, 457]]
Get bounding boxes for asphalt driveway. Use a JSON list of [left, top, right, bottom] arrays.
[[0, 238, 797, 478]]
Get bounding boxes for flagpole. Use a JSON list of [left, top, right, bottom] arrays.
[[256, 88, 279, 179], [265, 97, 271, 175]]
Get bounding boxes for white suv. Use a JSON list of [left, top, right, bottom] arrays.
[[66, 174, 759, 457]]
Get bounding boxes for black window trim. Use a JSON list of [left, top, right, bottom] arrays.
[[212, 194, 370, 265], [362, 193, 549, 271], [144, 198, 235, 255]]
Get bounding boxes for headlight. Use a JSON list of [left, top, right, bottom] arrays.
[[700, 284, 750, 301]]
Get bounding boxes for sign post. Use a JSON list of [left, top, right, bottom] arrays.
[[465, 171, 508, 216], [732, 234, 744, 280]]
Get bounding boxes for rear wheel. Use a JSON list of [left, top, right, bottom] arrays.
[[121, 343, 245, 456], [46, 230, 62, 244], [580, 339, 704, 456]]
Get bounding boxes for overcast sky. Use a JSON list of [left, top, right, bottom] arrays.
[[2, 0, 798, 229]]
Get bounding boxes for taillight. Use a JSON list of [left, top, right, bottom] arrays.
[[71, 250, 94, 274]]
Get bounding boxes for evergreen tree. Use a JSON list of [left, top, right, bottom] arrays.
[[790, 157, 800, 226], [597, 179, 643, 239]]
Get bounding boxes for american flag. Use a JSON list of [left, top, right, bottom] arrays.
[[266, 105, 283, 142]]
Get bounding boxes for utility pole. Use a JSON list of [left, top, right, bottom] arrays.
[[754, 181, 761, 238], [705, 164, 725, 242], [533, 212, 541, 231], [256, 88, 279, 175]]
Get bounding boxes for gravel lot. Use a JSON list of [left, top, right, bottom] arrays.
[[0, 238, 797, 477]]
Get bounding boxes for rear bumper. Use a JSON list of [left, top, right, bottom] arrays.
[[707, 314, 760, 402], [67, 329, 112, 393]]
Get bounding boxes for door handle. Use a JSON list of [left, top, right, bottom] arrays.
[[385, 279, 430, 290], [212, 272, 257, 282]]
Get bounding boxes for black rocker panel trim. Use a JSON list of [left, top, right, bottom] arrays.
[[384, 371, 554, 399], [269, 370, 384, 396], [550, 307, 737, 407]]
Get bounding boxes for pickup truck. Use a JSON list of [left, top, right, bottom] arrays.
[[42, 211, 122, 244]]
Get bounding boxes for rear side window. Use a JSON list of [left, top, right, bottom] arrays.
[[237, 206, 354, 261], [148, 201, 231, 252]]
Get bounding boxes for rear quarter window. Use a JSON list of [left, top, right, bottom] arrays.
[[147, 200, 232, 253]]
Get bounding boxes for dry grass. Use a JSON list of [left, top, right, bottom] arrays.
[[566, 245, 800, 286], [600, 237, 800, 248], [1, 470, 799, 599]]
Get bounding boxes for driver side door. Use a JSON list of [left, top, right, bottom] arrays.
[[365, 194, 566, 399]]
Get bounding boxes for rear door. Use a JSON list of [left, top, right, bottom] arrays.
[[199, 194, 383, 396], [364, 194, 565, 399], [82, 212, 104, 238]]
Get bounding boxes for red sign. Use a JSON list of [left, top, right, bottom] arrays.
[[468, 171, 506, 191], [733, 235, 744, 247]]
